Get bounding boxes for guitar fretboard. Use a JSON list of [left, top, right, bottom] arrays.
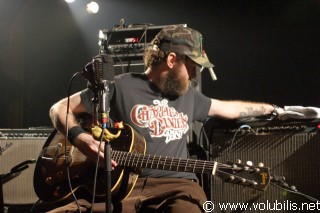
[[112, 150, 217, 175]]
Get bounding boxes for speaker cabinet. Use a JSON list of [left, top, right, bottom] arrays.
[[0, 129, 51, 205], [208, 119, 320, 212], [113, 59, 145, 75]]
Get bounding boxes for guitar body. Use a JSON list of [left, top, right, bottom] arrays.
[[33, 124, 146, 203]]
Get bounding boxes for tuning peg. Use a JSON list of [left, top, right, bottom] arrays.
[[246, 180, 258, 186], [246, 160, 253, 166], [258, 162, 264, 167], [236, 159, 242, 164], [290, 185, 297, 191]]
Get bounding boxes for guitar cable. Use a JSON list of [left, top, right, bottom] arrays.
[[225, 124, 256, 161], [270, 174, 320, 203], [65, 71, 83, 213], [270, 181, 320, 203], [64, 71, 110, 213], [212, 124, 255, 208], [198, 119, 215, 203]]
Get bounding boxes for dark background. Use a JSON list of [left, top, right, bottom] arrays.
[[1, 0, 320, 128]]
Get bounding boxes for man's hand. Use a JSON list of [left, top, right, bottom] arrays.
[[73, 132, 118, 169]]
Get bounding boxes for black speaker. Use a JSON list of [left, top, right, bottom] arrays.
[[0, 128, 52, 205], [208, 119, 320, 212]]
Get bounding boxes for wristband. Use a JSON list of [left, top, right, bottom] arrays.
[[67, 126, 85, 146]]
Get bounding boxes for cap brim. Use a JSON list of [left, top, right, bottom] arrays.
[[189, 55, 214, 68]]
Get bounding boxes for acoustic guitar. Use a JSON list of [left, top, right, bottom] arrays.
[[33, 123, 270, 203]]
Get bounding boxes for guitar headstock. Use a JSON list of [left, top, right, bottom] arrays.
[[216, 160, 270, 191]]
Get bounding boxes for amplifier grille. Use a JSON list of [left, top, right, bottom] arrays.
[[0, 129, 51, 205], [210, 124, 320, 212]]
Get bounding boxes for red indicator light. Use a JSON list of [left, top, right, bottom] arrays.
[[125, 37, 139, 43]]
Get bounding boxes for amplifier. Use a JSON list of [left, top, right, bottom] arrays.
[[0, 128, 52, 205], [98, 24, 186, 59], [113, 59, 145, 75], [207, 119, 320, 212]]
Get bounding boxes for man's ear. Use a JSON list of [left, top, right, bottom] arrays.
[[166, 52, 176, 69]]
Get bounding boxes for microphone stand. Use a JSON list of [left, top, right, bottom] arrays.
[[93, 80, 112, 213]]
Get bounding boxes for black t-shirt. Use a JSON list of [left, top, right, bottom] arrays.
[[81, 73, 211, 179]]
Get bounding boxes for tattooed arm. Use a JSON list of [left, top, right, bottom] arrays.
[[208, 99, 275, 119]]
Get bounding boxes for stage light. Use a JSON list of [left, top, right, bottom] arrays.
[[65, 0, 76, 3], [87, 1, 99, 14]]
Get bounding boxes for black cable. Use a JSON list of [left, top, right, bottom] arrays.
[[142, 25, 148, 72], [199, 120, 211, 159], [225, 127, 242, 161], [225, 124, 255, 160], [30, 72, 83, 212], [114, 55, 125, 74], [198, 120, 212, 202], [65, 71, 83, 212], [270, 182, 320, 203], [195, 122, 205, 191]]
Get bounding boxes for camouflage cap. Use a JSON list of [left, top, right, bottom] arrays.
[[155, 25, 214, 68]]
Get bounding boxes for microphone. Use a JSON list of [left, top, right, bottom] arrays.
[[92, 56, 104, 89], [202, 51, 217, 81], [82, 61, 97, 88], [92, 54, 115, 86], [91, 54, 115, 127], [82, 54, 114, 92]]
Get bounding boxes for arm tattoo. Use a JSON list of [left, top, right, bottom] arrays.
[[239, 106, 267, 118]]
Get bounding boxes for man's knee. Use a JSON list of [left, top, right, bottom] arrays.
[[161, 195, 204, 213]]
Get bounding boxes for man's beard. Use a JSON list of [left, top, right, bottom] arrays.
[[160, 68, 190, 100]]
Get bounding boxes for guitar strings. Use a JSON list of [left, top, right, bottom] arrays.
[[111, 151, 262, 188], [111, 150, 233, 173]]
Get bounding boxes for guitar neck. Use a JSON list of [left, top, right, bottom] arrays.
[[112, 150, 216, 175], [112, 150, 270, 191]]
